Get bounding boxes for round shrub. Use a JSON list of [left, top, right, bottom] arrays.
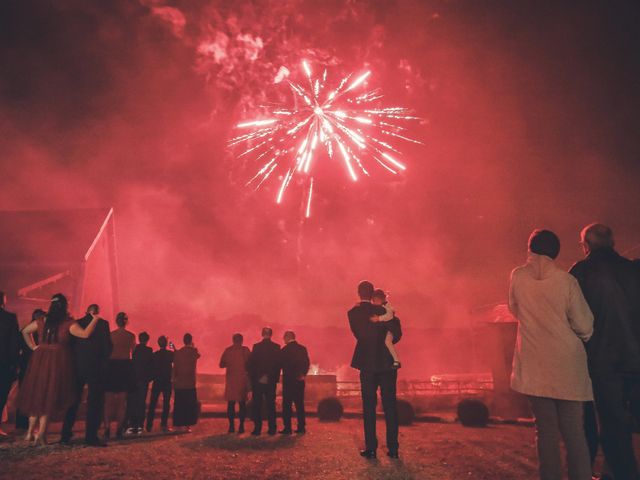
[[397, 399, 415, 426], [317, 397, 344, 422], [457, 398, 490, 427]]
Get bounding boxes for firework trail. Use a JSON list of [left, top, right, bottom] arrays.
[[229, 60, 422, 216]]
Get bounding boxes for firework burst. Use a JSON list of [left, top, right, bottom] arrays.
[[229, 60, 422, 217]]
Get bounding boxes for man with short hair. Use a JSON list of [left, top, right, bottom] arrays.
[[570, 223, 640, 479], [126, 331, 153, 434], [279, 331, 310, 435], [220, 333, 251, 433], [349, 280, 401, 459], [0, 291, 19, 437], [146, 335, 175, 432], [172, 333, 200, 432], [247, 327, 281, 435], [61, 303, 112, 446]]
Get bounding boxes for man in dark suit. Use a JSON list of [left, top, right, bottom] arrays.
[[0, 291, 19, 437], [279, 331, 310, 435], [61, 304, 112, 446], [247, 327, 281, 435], [349, 280, 402, 459], [570, 224, 640, 479], [146, 335, 175, 432]]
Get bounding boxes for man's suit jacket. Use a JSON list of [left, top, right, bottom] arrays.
[[349, 301, 392, 372], [247, 338, 281, 385], [69, 314, 112, 379], [0, 308, 19, 377], [281, 341, 310, 383]]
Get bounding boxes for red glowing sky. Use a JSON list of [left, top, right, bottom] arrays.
[[1, 0, 640, 372]]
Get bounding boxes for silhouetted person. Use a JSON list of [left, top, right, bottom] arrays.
[[104, 312, 135, 440], [61, 303, 112, 446], [510, 229, 594, 480], [349, 280, 401, 459], [146, 335, 174, 432], [279, 331, 310, 435], [0, 291, 19, 437], [126, 331, 153, 434], [173, 333, 200, 432], [15, 309, 44, 430], [247, 327, 281, 435], [570, 224, 640, 479], [219, 333, 251, 433], [19, 294, 99, 446]]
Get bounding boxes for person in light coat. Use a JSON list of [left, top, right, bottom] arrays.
[[509, 229, 594, 480]]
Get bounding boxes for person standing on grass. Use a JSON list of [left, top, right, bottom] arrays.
[[61, 303, 112, 446], [219, 333, 251, 434], [509, 229, 594, 480], [0, 291, 19, 437], [146, 335, 174, 432], [172, 333, 200, 432], [247, 327, 281, 436], [126, 331, 153, 434], [279, 331, 310, 435], [104, 312, 136, 440], [348, 280, 401, 460], [570, 223, 640, 480]]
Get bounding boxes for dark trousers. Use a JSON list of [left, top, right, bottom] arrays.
[[61, 372, 105, 442], [360, 370, 399, 451], [591, 373, 640, 480], [146, 383, 171, 429], [227, 401, 246, 426], [0, 371, 14, 427], [251, 382, 276, 433], [15, 374, 28, 429], [282, 379, 305, 431], [584, 401, 599, 466], [127, 381, 149, 429]]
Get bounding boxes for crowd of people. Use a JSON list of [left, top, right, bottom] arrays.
[[0, 296, 200, 446], [510, 223, 640, 480]]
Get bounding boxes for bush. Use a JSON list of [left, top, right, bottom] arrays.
[[317, 397, 344, 422], [397, 399, 415, 426], [457, 398, 490, 427]]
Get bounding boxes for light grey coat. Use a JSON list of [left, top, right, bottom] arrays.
[[509, 254, 594, 401]]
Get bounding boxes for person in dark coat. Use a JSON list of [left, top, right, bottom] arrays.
[[126, 331, 153, 434], [0, 291, 19, 437], [570, 223, 640, 479], [247, 327, 281, 435], [348, 280, 401, 459], [15, 309, 44, 431], [219, 333, 251, 433], [279, 331, 310, 435], [146, 335, 174, 432], [61, 303, 112, 446]]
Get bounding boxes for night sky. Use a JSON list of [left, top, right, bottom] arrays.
[[1, 1, 639, 371]]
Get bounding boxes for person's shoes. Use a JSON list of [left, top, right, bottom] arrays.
[[360, 449, 377, 459], [295, 428, 306, 434], [125, 427, 136, 435], [278, 429, 292, 435], [59, 434, 72, 445], [145, 424, 152, 433], [85, 437, 108, 447], [251, 429, 261, 436], [237, 424, 245, 434], [228, 424, 235, 433], [387, 449, 399, 459], [392, 361, 401, 369], [267, 429, 276, 436], [115, 428, 124, 440], [161, 426, 173, 433]]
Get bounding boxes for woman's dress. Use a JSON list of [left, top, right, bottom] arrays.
[[17, 319, 76, 420]]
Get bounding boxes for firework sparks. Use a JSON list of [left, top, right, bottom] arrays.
[[229, 60, 422, 216]]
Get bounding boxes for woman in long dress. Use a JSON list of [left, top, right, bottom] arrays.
[[17, 293, 100, 445]]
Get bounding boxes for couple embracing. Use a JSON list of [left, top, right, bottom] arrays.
[[348, 280, 403, 460]]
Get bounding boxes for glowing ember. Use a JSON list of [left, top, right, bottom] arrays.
[[229, 60, 422, 216]]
